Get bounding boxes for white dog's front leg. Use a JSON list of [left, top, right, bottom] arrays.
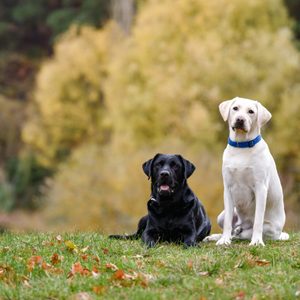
[[249, 186, 267, 246], [216, 186, 233, 246]]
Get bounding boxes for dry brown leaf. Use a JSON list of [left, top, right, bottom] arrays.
[[27, 256, 43, 271], [234, 291, 246, 300], [113, 269, 126, 280], [92, 285, 106, 295], [105, 263, 118, 271], [56, 235, 63, 243], [187, 260, 193, 269], [81, 254, 88, 261], [51, 253, 61, 265], [255, 259, 271, 266], [23, 280, 32, 288], [102, 248, 109, 254], [92, 255, 100, 263]]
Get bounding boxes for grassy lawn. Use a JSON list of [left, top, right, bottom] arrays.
[[0, 232, 299, 300]]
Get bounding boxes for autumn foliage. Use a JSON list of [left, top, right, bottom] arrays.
[[21, 0, 300, 231]]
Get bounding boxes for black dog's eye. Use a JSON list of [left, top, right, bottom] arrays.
[[248, 109, 254, 114], [170, 161, 178, 170], [155, 161, 164, 168], [233, 106, 238, 111]]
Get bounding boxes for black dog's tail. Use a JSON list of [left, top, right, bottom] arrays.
[[109, 233, 140, 240], [109, 215, 147, 240]]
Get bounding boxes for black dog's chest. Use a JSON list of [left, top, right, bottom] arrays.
[[148, 203, 193, 234]]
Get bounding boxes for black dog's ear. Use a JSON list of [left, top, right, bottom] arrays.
[[176, 155, 196, 179], [142, 153, 161, 179]]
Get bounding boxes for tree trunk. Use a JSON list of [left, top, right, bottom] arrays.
[[111, 0, 135, 35]]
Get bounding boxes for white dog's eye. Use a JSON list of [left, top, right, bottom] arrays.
[[248, 109, 254, 114], [233, 106, 238, 111]]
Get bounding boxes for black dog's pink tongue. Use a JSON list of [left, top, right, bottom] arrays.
[[160, 185, 170, 191]]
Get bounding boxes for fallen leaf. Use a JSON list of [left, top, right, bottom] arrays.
[[81, 246, 90, 253], [51, 253, 61, 265], [42, 262, 52, 271], [65, 240, 78, 253], [92, 285, 106, 294], [102, 248, 109, 254], [27, 256, 43, 271], [92, 255, 100, 263], [23, 280, 32, 288], [71, 262, 84, 274], [69, 262, 91, 277], [81, 254, 88, 261], [113, 269, 126, 280], [187, 260, 193, 269], [92, 266, 100, 278], [255, 259, 270, 266], [105, 263, 118, 271], [234, 291, 246, 300], [56, 235, 63, 243]]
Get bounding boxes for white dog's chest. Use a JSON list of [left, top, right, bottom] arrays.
[[224, 165, 256, 212]]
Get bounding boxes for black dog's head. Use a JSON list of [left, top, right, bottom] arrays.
[[142, 154, 195, 198]]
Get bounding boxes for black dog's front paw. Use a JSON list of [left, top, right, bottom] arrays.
[[183, 240, 196, 248], [145, 239, 157, 248]]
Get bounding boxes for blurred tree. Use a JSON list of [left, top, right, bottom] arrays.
[[39, 0, 300, 231], [284, 0, 300, 41], [0, 0, 111, 55], [107, 0, 299, 147], [22, 24, 123, 166]]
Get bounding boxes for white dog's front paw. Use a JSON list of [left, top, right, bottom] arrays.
[[203, 234, 222, 242], [216, 235, 231, 246], [279, 232, 289, 241], [249, 237, 265, 247]]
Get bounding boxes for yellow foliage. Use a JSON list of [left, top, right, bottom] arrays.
[[22, 24, 123, 166], [31, 0, 300, 231]]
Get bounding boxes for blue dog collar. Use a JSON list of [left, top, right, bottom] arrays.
[[228, 135, 262, 148]]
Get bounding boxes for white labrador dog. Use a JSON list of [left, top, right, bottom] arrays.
[[206, 97, 289, 246]]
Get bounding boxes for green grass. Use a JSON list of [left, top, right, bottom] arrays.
[[0, 232, 299, 300]]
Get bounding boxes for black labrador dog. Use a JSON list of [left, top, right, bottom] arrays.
[[110, 153, 211, 247]]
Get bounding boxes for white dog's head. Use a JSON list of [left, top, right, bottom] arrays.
[[219, 97, 272, 138]]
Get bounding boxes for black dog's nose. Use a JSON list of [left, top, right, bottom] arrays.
[[160, 170, 170, 177]]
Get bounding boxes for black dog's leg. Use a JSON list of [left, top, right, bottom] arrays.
[[183, 235, 197, 247], [142, 229, 160, 248], [182, 224, 197, 247]]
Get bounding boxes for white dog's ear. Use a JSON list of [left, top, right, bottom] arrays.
[[256, 102, 272, 127], [219, 99, 235, 122]]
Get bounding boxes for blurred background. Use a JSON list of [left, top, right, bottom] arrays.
[[0, 0, 299, 233]]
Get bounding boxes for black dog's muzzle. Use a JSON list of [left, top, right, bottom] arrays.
[[157, 170, 175, 195]]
